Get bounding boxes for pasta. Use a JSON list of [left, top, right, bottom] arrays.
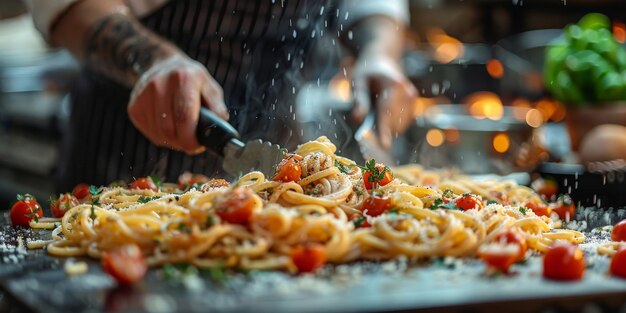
[[28, 136, 584, 272]]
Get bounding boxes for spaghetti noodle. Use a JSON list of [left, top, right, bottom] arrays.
[[28, 136, 584, 272]]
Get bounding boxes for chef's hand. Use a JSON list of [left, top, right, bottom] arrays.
[[351, 51, 417, 149], [127, 55, 229, 154]]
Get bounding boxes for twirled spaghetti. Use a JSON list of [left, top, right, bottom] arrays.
[[28, 136, 584, 272]]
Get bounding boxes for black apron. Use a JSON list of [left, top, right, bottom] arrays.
[[58, 0, 337, 191]]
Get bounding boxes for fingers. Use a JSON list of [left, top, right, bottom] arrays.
[[351, 77, 370, 124], [171, 71, 202, 153], [201, 75, 228, 120]]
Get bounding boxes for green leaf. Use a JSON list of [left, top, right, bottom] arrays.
[[486, 200, 498, 205], [89, 185, 101, 196], [334, 160, 355, 174], [353, 216, 367, 227], [138, 196, 160, 204], [90, 205, 97, 220], [519, 207, 528, 215]]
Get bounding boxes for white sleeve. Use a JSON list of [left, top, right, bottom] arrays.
[[339, 0, 410, 27], [22, 0, 81, 39]]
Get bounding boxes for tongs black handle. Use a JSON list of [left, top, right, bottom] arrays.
[[195, 107, 240, 157]]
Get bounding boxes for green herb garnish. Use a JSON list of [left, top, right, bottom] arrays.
[[138, 196, 160, 204], [353, 216, 367, 228], [519, 207, 529, 215], [334, 160, 355, 174]]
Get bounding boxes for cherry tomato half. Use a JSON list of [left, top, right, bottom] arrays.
[[51, 193, 80, 218], [495, 229, 528, 262], [525, 201, 552, 217], [273, 154, 303, 183], [612, 219, 626, 242], [552, 194, 576, 221], [479, 249, 518, 274], [532, 178, 558, 201], [72, 183, 91, 200], [290, 244, 328, 273], [177, 172, 210, 190], [455, 194, 484, 211], [610, 247, 626, 278], [362, 163, 393, 190], [361, 195, 392, 217], [10, 194, 43, 226], [213, 187, 256, 225], [102, 244, 147, 285], [130, 177, 158, 192], [543, 242, 585, 281]]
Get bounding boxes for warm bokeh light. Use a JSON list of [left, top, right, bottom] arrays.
[[427, 28, 464, 64], [511, 98, 531, 121], [328, 77, 351, 102], [465, 92, 504, 120], [413, 97, 436, 117], [486, 59, 504, 79], [445, 128, 460, 143], [551, 101, 567, 122], [525, 109, 544, 128], [493, 133, 510, 153], [535, 99, 558, 121], [614, 22, 626, 43], [426, 129, 445, 147]]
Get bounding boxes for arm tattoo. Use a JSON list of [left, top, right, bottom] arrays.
[[84, 14, 174, 86]]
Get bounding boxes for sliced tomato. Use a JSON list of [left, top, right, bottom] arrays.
[[543, 242, 585, 281], [290, 244, 328, 273], [72, 183, 91, 200], [361, 195, 392, 217], [273, 154, 303, 183], [612, 219, 626, 242], [10, 194, 43, 226], [479, 249, 518, 274], [525, 201, 552, 217], [130, 177, 158, 192], [213, 187, 256, 225], [552, 194, 576, 221], [532, 178, 558, 201], [494, 229, 527, 262], [610, 247, 626, 278], [455, 194, 484, 211], [101, 244, 147, 285], [177, 172, 210, 190], [51, 193, 80, 218], [362, 163, 393, 189]]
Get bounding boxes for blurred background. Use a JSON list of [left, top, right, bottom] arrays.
[[1, 0, 625, 209]]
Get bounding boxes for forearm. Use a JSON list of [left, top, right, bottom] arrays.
[[343, 16, 405, 60], [50, 0, 179, 87]]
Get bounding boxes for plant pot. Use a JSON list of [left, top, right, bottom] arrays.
[[564, 103, 626, 151]]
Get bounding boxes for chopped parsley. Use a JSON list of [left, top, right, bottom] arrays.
[[429, 198, 460, 210], [352, 186, 363, 197], [486, 200, 498, 205], [519, 207, 529, 215], [138, 196, 160, 204], [442, 189, 454, 198], [353, 216, 367, 228], [389, 208, 399, 214], [149, 174, 162, 190], [177, 223, 191, 232], [334, 160, 355, 174]]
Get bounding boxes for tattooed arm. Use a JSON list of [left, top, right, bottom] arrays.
[[50, 0, 228, 153]]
